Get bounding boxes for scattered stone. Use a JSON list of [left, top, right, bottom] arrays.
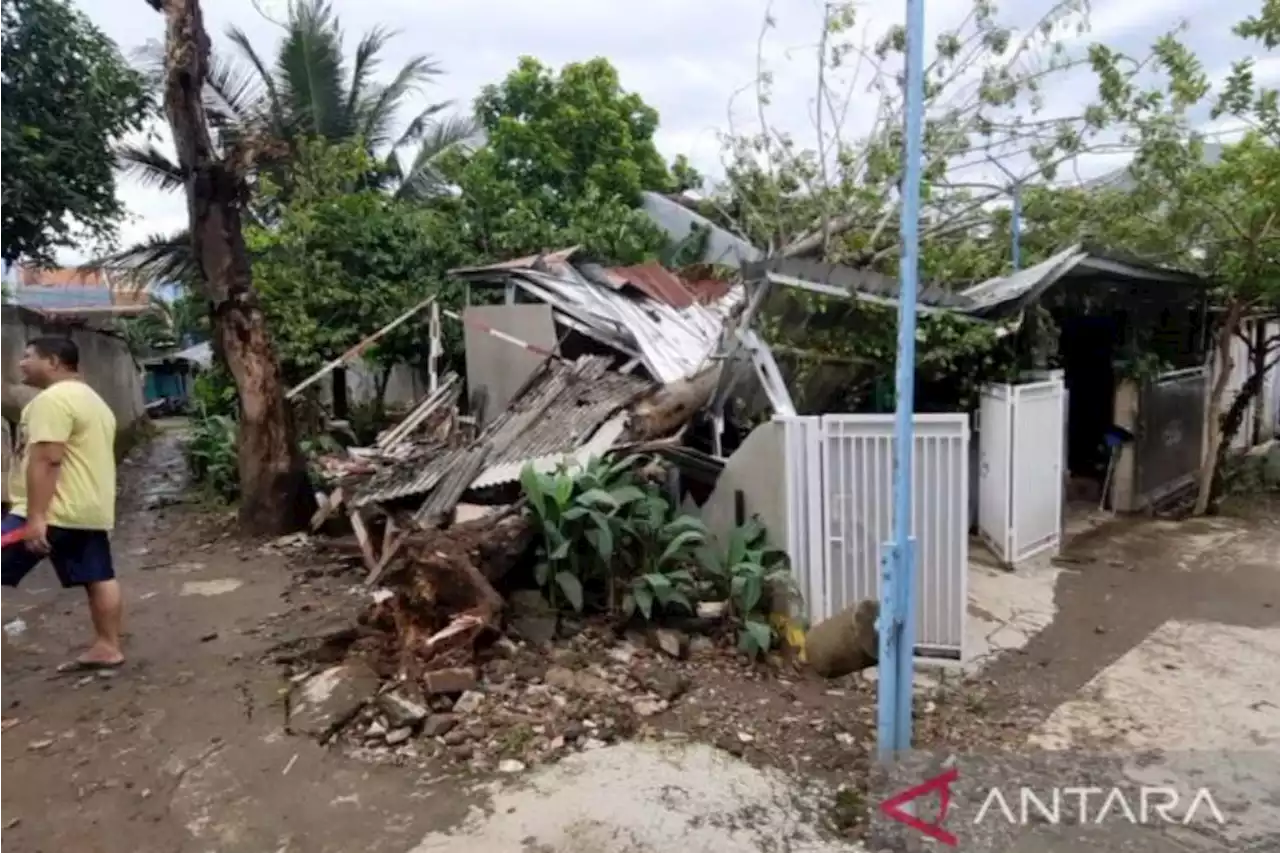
[[288, 661, 380, 738], [423, 713, 458, 738], [688, 635, 715, 656], [516, 661, 548, 682], [544, 666, 576, 692], [549, 647, 585, 669], [27, 738, 54, 751], [1094, 625, 1107, 635], [378, 689, 428, 728], [198, 632, 218, 643], [423, 667, 478, 695], [651, 628, 687, 660], [642, 669, 690, 702], [696, 601, 727, 619], [581, 737, 607, 750], [632, 698, 667, 718], [715, 733, 745, 757], [442, 729, 469, 746], [607, 644, 637, 666], [508, 590, 558, 646], [737, 731, 755, 743], [498, 758, 526, 773], [385, 726, 413, 746], [562, 721, 583, 741], [835, 732, 855, 746], [806, 599, 879, 678], [452, 690, 486, 714], [365, 720, 388, 739]]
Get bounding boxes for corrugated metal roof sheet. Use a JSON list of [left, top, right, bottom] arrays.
[[449, 247, 579, 277], [605, 263, 698, 308], [455, 258, 743, 385], [353, 355, 652, 506]]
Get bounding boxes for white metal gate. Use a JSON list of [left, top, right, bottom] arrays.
[[780, 414, 970, 661], [978, 378, 1066, 567]]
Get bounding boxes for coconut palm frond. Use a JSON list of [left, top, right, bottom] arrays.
[[358, 54, 443, 149], [275, 0, 347, 139], [225, 25, 287, 140], [345, 25, 394, 124], [116, 143, 188, 192], [87, 231, 198, 288], [394, 114, 481, 201]]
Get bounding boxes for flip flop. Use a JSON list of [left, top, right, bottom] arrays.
[[55, 659, 125, 674]]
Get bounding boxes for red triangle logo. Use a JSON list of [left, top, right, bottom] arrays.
[[878, 766, 959, 846]]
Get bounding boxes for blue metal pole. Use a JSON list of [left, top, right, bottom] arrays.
[[1011, 183, 1022, 271], [878, 0, 927, 761]]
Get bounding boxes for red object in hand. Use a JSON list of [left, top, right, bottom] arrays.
[[1, 526, 27, 547]]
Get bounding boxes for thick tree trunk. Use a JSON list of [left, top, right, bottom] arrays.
[[1209, 364, 1273, 506], [158, 0, 313, 533], [1193, 302, 1244, 516]]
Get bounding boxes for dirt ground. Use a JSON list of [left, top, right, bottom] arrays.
[[3, 426, 1278, 852]]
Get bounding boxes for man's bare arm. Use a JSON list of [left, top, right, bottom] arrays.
[[0, 381, 36, 422], [25, 441, 66, 522]]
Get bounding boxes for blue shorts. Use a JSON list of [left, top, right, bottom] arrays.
[[1, 513, 115, 588]]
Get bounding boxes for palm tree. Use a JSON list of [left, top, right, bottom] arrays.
[[105, 0, 477, 282]]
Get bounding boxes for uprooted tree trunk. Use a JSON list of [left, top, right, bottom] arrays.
[[1193, 302, 1245, 516], [156, 0, 314, 533]]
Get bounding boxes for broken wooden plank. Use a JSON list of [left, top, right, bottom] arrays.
[[349, 509, 378, 575], [287, 297, 436, 400], [309, 486, 345, 531]]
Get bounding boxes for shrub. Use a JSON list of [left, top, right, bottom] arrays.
[[702, 519, 798, 656], [186, 407, 238, 501]]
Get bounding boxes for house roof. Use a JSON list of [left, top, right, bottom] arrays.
[[452, 249, 743, 385], [959, 244, 1207, 318], [639, 191, 763, 270]]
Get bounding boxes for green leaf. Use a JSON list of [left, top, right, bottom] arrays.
[[741, 574, 763, 614], [521, 463, 546, 519], [549, 539, 571, 561], [634, 586, 655, 620], [591, 515, 615, 559], [554, 571, 584, 613], [740, 619, 773, 656], [577, 488, 619, 508], [553, 474, 574, 508], [664, 589, 693, 612], [658, 529, 704, 565], [534, 561, 550, 587], [609, 485, 646, 506], [621, 593, 637, 618]]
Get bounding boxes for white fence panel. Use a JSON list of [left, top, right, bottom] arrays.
[[779, 413, 969, 661], [977, 386, 1013, 563], [1011, 381, 1066, 562], [978, 378, 1066, 567]]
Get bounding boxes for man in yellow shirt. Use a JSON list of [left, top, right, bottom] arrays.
[[2, 337, 124, 671]]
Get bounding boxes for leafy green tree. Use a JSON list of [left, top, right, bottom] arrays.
[[246, 140, 473, 410], [713, 0, 1117, 278], [1084, 4, 1279, 513], [111, 0, 476, 280], [1, 0, 148, 264], [442, 57, 684, 263]]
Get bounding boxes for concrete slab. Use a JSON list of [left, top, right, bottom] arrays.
[[408, 740, 862, 853], [966, 556, 1061, 670]]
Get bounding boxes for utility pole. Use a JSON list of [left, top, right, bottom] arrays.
[[878, 0, 926, 760]]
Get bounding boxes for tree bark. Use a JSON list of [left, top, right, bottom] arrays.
[[157, 0, 313, 533], [1193, 301, 1244, 516]]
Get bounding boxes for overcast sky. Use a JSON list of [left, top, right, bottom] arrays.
[[65, 0, 1278, 264]]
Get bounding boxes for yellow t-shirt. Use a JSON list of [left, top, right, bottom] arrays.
[[9, 380, 117, 530]]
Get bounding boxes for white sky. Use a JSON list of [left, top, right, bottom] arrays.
[[62, 0, 1279, 264]]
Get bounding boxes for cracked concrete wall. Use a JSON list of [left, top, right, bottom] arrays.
[[698, 421, 788, 550]]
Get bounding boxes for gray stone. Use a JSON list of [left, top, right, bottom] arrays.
[[498, 759, 526, 773], [642, 669, 690, 702], [452, 690, 486, 714], [652, 628, 687, 659], [423, 713, 458, 738], [696, 601, 727, 619], [288, 661, 381, 738], [385, 726, 413, 746], [377, 689, 428, 728]]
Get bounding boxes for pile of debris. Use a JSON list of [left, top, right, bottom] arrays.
[[295, 251, 755, 722]]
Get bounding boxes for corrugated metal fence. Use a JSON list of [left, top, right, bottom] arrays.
[[1135, 367, 1207, 506], [780, 414, 969, 661]]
